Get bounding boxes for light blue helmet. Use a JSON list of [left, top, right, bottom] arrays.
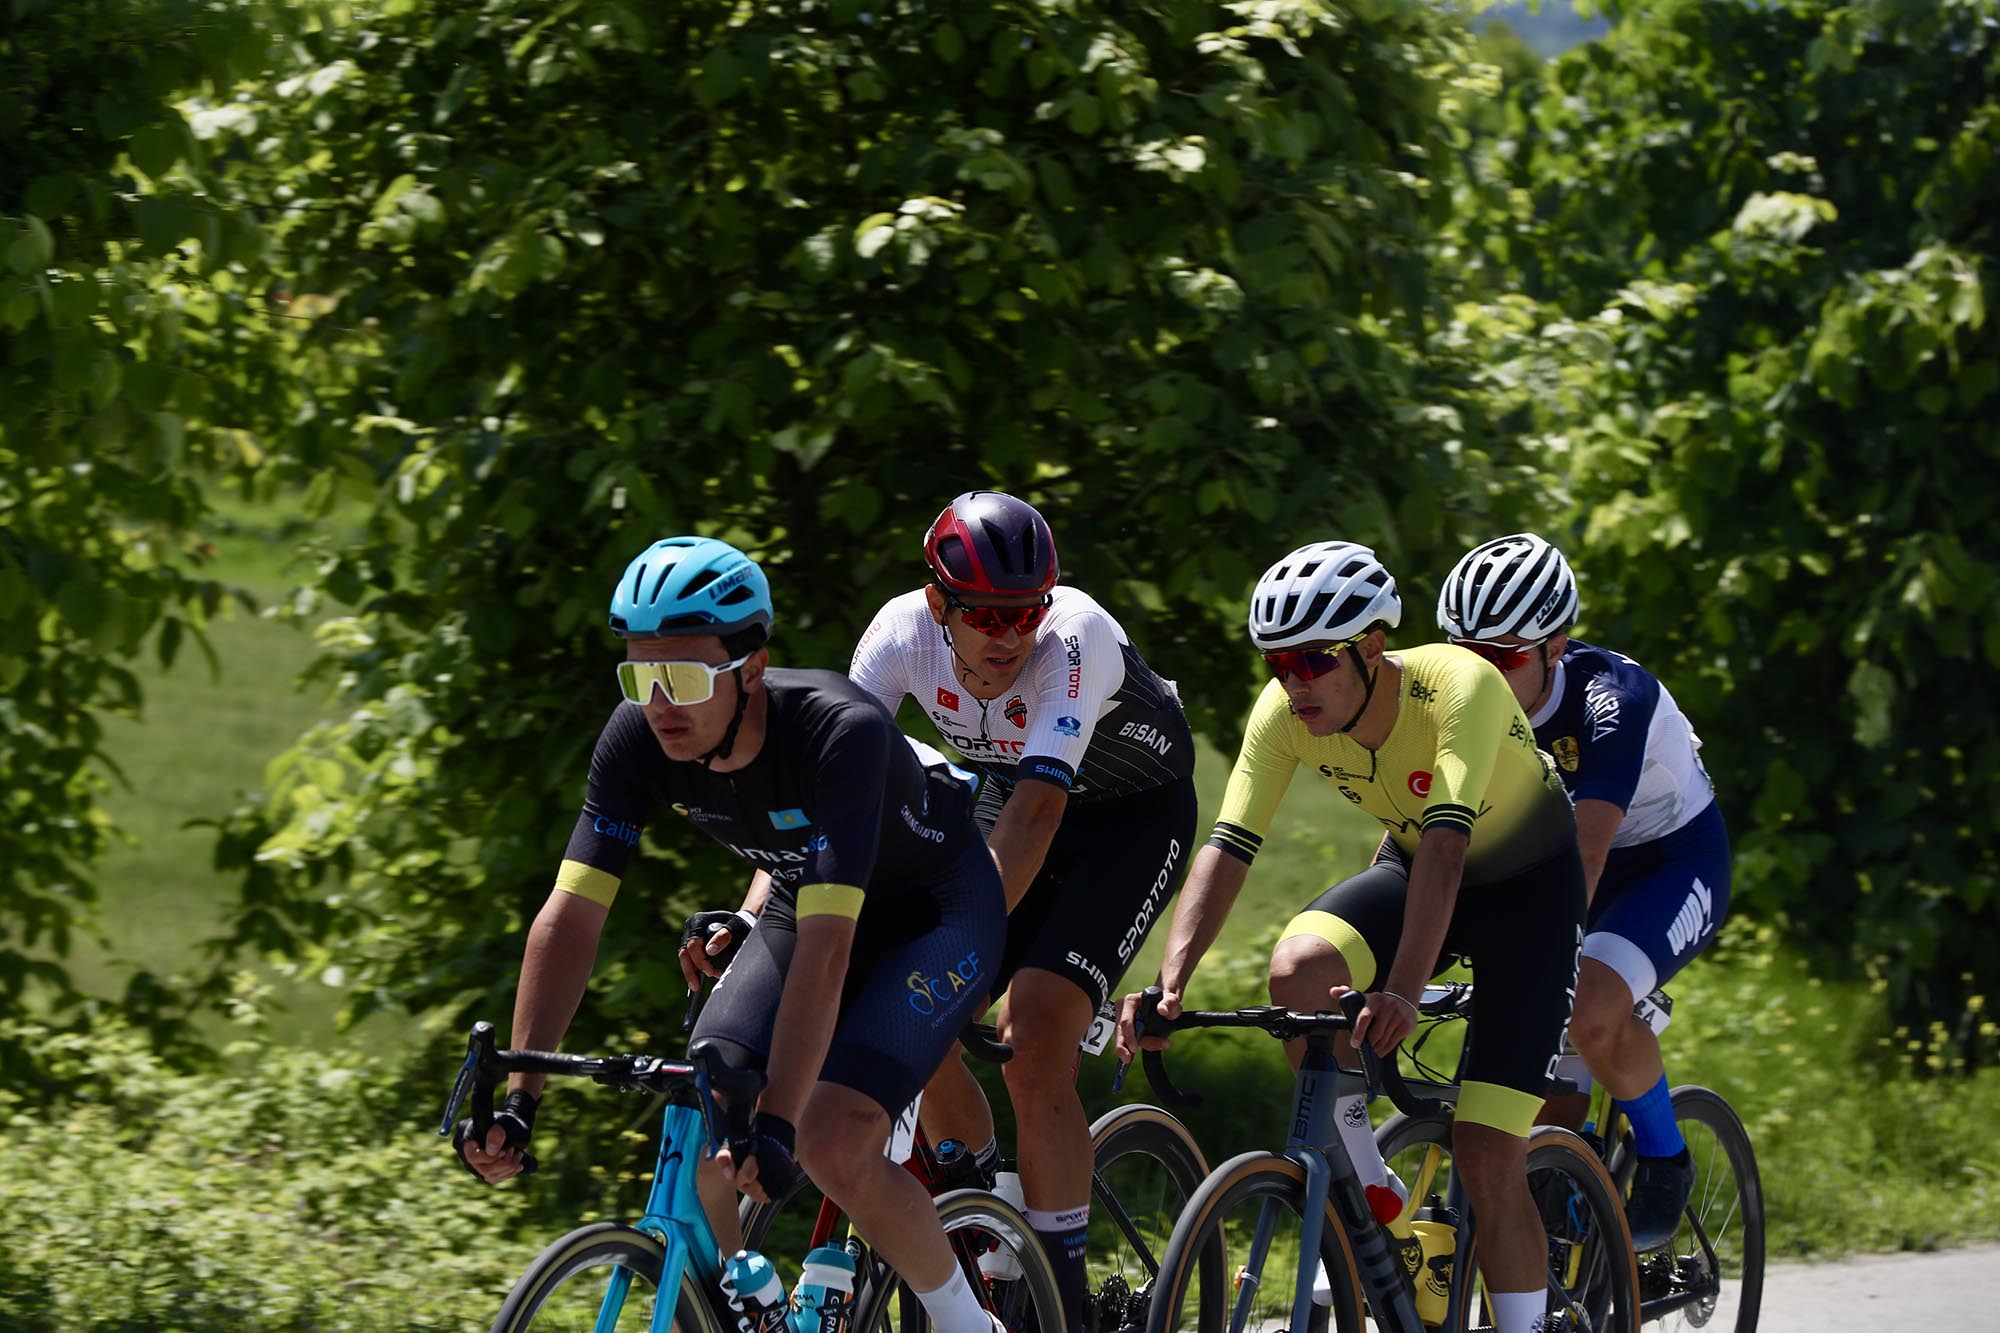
[[609, 537, 772, 650]]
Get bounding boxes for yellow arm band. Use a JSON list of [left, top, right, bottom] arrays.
[[554, 858, 620, 907], [796, 882, 865, 920]]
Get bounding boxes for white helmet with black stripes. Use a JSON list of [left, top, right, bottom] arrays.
[[1248, 541, 1403, 651], [1437, 533, 1579, 642]]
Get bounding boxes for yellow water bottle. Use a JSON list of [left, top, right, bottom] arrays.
[[1409, 1209, 1457, 1328]]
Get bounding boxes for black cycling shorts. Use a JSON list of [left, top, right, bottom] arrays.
[[991, 775, 1198, 1009], [689, 837, 1005, 1118], [1280, 841, 1586, 1137]]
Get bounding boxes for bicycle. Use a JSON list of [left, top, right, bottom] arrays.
[[1130, 988, 1640, 1333], [740, 997, 1222, 1333], [437, 1021, 1065, 1332], [1374, 983, 1763, 1333]]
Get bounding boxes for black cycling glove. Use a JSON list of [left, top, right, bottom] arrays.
[[682, 909, 757, 973], [455, 1089, 538, 1182], [736, 1112, 803, 1199]]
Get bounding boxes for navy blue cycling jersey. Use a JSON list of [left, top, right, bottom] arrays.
[[1527, 640, 1715, 848], [555, 668, 980, 922]]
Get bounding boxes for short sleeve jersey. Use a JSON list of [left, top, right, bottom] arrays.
[[1527, 640, 1716, 847], [555, 669, 975, 922], [1209, 643, 1576, 885], [848, 586, 1194, 802]]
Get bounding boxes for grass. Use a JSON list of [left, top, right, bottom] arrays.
[[70, 488, 346, 1031]]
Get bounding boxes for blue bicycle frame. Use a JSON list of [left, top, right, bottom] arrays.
[[596, 1101, 722, 1333]]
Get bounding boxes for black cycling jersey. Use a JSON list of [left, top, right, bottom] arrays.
[[558, 668, 980, 922]]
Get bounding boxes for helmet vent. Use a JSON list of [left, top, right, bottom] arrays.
[[717, 584, 755, 605], [680, 568, 721, 597]]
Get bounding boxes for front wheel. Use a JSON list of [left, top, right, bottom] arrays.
[[491, 1221, 725, 1333], [1144, 1150, 1365, 1333], [852, 1186, 1066, 1333]]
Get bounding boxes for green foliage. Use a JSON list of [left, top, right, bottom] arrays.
[[1447, 0, 2000, 1030], [0, 0, 297, 1081], [0, 1006, 538, 1331], [193, 0, 1482, 1089]]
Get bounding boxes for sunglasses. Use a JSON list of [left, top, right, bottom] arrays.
[[939, 586, 1052, 637], [1449, 637, 1545, 671], [1263, 638, 1362, 682], [616, 652, 754, 707]]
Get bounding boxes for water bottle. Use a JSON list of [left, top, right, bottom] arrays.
[[977, 1169, 1027, 1281], [933, 1138, 990, 1191], [787, 1244, 857, 1333], [1410, 1207, 1458, 1329], [721, 1250, 789, 1333]]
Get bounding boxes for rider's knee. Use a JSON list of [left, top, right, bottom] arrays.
[[1565, 965, 1632, 1057], [1267, 935, 1346, 1007]]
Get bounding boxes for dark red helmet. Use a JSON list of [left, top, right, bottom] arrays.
[[923, 491, 1059, 596]]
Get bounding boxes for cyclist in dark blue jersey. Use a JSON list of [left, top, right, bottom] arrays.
[[460, 536, 1008, 1333], [1439, 533, 1732, 1249]]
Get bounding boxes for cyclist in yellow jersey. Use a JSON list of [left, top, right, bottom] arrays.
[[1117, 541, 1587, 1333]]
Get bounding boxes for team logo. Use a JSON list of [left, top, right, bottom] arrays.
[[1553, 736, 1580, 772], [1340, 787, 1363, 805], [937, 687, 960, 711], [1408, 771, 1432, 798], [768, 808, 811, 830], [1005, 695, 1027, 728], [1054, 715, 1082, 738]]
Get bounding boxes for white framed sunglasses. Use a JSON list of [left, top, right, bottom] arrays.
[[615, 652, 754, 706]]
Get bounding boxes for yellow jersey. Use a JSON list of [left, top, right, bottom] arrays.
[[1209, 643, 1575, 884]]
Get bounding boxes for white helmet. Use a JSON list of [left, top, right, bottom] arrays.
[[1437, 533, 1578, 642], [1248, 541, 1402, 651]]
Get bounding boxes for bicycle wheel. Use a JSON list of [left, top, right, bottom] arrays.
[[851, 1186, 1065, 1333], [1627, 1087, 1764, 1333], [1377, 1120, 1639, 1333], [491, 1221, 725, 1333], [1144, 1150, 1364, 1333], [1089, 1102, 1219, 1332]]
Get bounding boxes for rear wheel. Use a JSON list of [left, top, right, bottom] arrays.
[[1620, 1087, 1764, 1333], [1377, 1120, 1639, 1333], [1089, 1102, 1218, 1332], [491, 1222, 724, 1333]]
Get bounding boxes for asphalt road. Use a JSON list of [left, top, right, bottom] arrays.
[[1756, 1244, 2000, 1331]]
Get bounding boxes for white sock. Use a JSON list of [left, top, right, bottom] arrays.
[[1490, 1289, 1548, 1333], [1335, 1091, 1389, 1186], [914, 1264, 993, 1333]]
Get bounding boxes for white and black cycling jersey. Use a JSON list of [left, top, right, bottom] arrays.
[[850, 586, 1194, 805]]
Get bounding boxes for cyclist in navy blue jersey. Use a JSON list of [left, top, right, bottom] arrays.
[[461, 536, 1009, 1333], [1439, 533, 1731, 1249]]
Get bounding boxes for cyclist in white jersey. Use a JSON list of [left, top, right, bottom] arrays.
[[847, 491, 1198, 1333], [1439, 533, 1732, 1248]]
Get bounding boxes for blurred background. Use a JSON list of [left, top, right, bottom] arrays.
[[4, 0, 1996, 1326]]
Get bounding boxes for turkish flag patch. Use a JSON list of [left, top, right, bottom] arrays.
[[937, 687, 960, 712], [1409, 771, 1432, 798]]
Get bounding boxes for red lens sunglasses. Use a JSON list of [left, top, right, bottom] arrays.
[[1262, 640, 1361, 682], [1449, 637, 1543, 671], [939, 586, 1051, 637]]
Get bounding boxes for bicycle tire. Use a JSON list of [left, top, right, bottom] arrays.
[[1615, 1086, 1764, 1333], [850, 1186, 1066, 1333], [1143, 1150, 1365, 1333], [1088, 1102, 1221, 1332], [1376, 1119, 1640, 1333], [491, 1221, 725, 1333]]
